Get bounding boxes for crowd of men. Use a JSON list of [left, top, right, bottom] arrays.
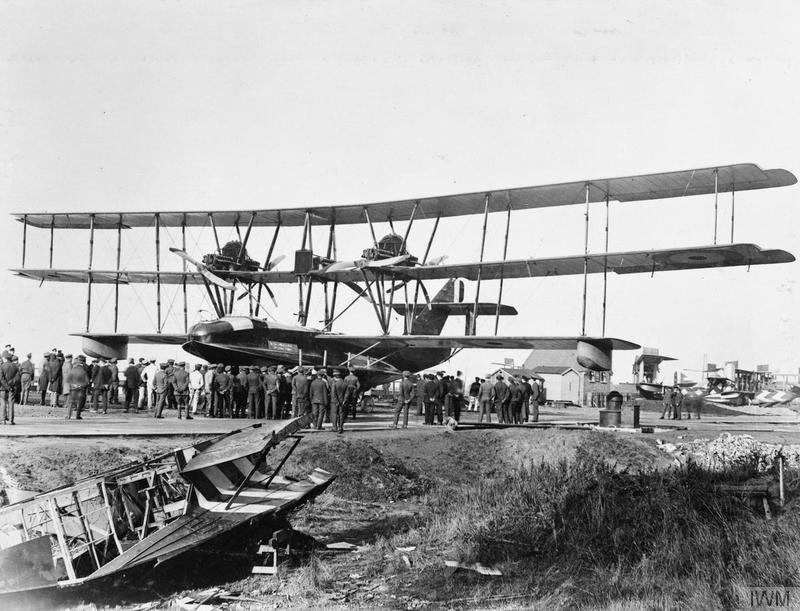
[[0, 345, 367, 430], [392, 370, 546, 428], [0, 343, 550, 430], [660, 386, 702, 420]]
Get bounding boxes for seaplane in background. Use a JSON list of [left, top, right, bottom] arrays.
[[632, 349, 678, 399], [9, 163, 797, 388]]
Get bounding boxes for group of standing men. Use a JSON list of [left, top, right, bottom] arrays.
[[660, 386, 702, 420], [473, 374, 544, 424]]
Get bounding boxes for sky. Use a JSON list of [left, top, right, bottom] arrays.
[[1, 0, 798, 383]]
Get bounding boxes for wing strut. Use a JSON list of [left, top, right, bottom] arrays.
[[155, 213, 162, 333], [494, 202, 512, 335], [581, 183, 589, 336], [114, 215, 122, 333], [601, 195, 609, 336], [470, 194, 490, 335], [86, 213, 96, 332]]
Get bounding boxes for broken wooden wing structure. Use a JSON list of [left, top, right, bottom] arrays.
[[0, 417, 333, 595]]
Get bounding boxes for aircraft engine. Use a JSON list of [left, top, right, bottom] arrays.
[[576, 339, 613, 372]]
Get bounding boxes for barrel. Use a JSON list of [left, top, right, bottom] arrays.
[[598, 409, 622, 428]]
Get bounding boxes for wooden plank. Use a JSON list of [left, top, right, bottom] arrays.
[[47, 498, 77, 581]]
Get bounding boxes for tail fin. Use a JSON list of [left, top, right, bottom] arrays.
[[393, 279, 517, 335]]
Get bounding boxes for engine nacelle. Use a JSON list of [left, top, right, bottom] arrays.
[[82, 336, 128, 361], [576, 339, 613, 372]]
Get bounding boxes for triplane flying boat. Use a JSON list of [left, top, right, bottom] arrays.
[[10, 163, 796, 387]]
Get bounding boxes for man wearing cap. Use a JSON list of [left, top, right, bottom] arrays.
[[292, 367, 310, 418], [60, 354, 73, 412], [309, 370, 329, 430], [509, 376, 524, 424], [278, 367, 291, 418], [478, 375, 494, 423], [328, 370, 348, 433], [189, 364, 205, 416], [493, 375, 510, 424], [434, 371, 447, 425], [124, 358, 141, 412], [422, 373, 439, 425], [143, 358, 158, 410], [214, 365, 232, 418], [468, 376, 481, 412], [262, 366, 280, 419], [245, 366, 262, 419], [527, 377, 541, 423], [19, 353, 34, 406], [38, 353, 50, 406], [393, 370, 415, 429], [343, 368, 360, 419], [173, 362, 191, 419], [153, 363, 170, 418], [204, 363, 216, 416], [107, 358, 119, 405], [0, 354, 18, 424], [92, 359, 112, 413], [47, 352, 63, 407], [66, 356, 89, 420]]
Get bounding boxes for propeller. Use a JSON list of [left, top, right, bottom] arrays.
[[169, 247, 235, 291]]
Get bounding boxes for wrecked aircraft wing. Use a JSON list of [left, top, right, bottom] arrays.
[[0, 415, 333, 595]]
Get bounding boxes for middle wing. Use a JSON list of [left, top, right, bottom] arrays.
[[10, 244, 793, 286], [314, 335, 640, 351]]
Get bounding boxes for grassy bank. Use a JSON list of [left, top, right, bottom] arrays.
[[285, 431, 800, 609]]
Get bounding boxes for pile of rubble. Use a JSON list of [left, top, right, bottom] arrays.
[[656, 433, 800, 472]]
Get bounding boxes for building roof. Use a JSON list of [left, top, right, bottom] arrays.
[[531, 365, 576, 375], [490, 367, 544, 380]]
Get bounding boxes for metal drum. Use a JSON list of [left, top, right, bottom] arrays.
[[598, 409, 622, 428]]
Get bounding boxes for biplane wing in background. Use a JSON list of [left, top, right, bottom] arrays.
[[11, 163, 796, 229], [10, 244, 795, 285]]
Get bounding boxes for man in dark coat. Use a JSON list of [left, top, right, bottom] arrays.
[[19, 353, 34, 406], [343, 368, 360, 419], [47, 353, 63, 407], [434, 371, 447, 425], [123, 358, 141, 412], [309, 371, 329, 430], [422, 374, 439, 425], [450, 371, 464, 423], [246, 366, 262, 419], [292, 368, 310, 417], [91, 359, 112, 413], [0, 355, 19, 424], [394, 370, 415, 429], [153, 363, 170, 418], [107, 358, 120, 405], [509, 377, 524, 424], [173, 362, 191, 419], [262, 366, 280, 419], [213, 365, 231, 418], [330, 370, 348, 433], [38, 353, 50, 406], [493, 375, 509, 424], [66, 356, 89, 420]]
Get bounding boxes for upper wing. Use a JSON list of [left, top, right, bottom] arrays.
[[13, 163, 795, 229], [314, 334, 640, 351], [11, 244, 794, 286], [71, 332, 186, 345]]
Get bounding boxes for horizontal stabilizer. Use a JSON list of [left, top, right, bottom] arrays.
[[392, 302, 518, 316], [72, 332, 186, 360]]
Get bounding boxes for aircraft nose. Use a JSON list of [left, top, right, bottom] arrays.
[[188, 320, 229, 342]]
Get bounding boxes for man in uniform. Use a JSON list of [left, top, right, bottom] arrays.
[[92, 359, 112, 413], [0, 354, 19, 424], [204, 363, 216, 416], [66, 355, 89, 420], [214, 365, 232, 418], [173, 362, 191, 419], [153, 363, 170, 418], [423, 373, 439, 425], [19, 353, 34, 406], [263, 366, 280, 419], [509, 376, 524, 424], [343, 368, 360, 419], [124, 358, 141, 412], [38, 352, 50, 406], [47, 352, 63, 407], [309, 370, 329, 430], [493, 374, 509, 424], [330, 370, 348, 433], [528, 377, 541, 422], [434, 371, 447, 425], [292, 367, 310, 417], [659, 387, 672, 419], [468, 376, 480, 411], [393, 370, 415, 429], [107, 358, 119, 405], [478, 375, 494, 423], [245, 366, 262, 418], [189, 364, 205, 416], [450, 371, 465, 423], [60, 354, 73, 412]]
